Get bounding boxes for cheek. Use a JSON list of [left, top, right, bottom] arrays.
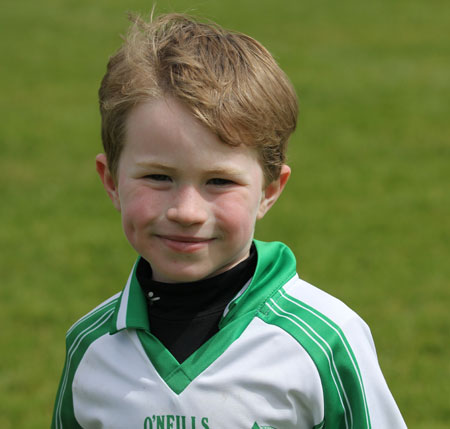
[[215, 194, 261, 237], [120, 190, 161, 236]]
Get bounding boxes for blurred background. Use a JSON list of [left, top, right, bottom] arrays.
[[1, 0, 449, 427]]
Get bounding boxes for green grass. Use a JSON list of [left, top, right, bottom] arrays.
[[1, 0, 449, 427]]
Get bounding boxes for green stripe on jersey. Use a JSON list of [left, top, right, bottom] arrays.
[[313, 420, 325, 429], [261, 289, 371, 429], [51, 298, 118, 429]]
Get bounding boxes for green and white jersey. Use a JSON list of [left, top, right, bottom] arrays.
[[52, 241, 406, 429]]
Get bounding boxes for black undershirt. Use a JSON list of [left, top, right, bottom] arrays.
[[137, 245, 257, 363]]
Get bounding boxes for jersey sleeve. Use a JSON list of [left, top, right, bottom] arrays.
[[51, 296, 118, 428], [280, 277, 407, 428], [51, 335, 84, 429], [341, 314, 407, 428]]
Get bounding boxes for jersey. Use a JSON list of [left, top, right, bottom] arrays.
[[51, 240, 407, 428]]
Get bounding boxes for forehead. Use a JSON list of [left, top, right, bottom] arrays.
[[123, 98, 262, 168], [126, 98, 210, 147]]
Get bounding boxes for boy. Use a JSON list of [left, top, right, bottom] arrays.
[[52, 13, 407, 428]]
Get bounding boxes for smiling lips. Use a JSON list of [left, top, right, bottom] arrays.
[[157, 235, 215, 253]]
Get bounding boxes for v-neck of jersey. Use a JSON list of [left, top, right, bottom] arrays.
[[137, 245, 257, 363], [136, 311, 256, 394], [110, 240, 297, 395]]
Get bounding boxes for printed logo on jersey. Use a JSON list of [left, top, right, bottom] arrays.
[[251, 422, 277, 429], [144, 415, 209, 428]]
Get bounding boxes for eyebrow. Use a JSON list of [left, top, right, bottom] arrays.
[[135, 162, 244, 177], [204, 167, 245, 177], [135, 161, 176, 172]]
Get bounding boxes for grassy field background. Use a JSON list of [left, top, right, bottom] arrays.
[[1, 0, 449, 427]]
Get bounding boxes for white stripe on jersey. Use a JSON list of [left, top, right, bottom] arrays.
[[66, 294, 118, 337]]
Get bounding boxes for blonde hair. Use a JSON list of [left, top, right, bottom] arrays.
[[99, 13, 298, 183]]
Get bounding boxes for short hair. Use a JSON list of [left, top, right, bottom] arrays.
[[99, 13, 298, 183]]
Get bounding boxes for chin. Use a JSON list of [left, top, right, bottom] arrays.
[[152, 268, 213, 284]]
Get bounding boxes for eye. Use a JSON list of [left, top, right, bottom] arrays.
[[145, 174, 172, 182], [207, 178, 235, 186]]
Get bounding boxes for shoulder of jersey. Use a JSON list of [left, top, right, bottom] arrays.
[[277, 275, 371, 336], [65, 293, 120, 345]]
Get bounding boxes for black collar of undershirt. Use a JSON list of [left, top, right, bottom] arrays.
[[137, 244, 257, 321]]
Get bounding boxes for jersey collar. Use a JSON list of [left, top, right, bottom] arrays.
[[110, 262, 149, 334], [219, 240, 297, 327], [109, 240, 297, 334]]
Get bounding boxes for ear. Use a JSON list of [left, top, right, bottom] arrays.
[[257, 164, 291, 220], [95, 153, 121, 211]]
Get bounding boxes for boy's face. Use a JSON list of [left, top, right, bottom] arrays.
[[96, 97, 290, 283]]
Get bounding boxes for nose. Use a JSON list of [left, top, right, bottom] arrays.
[[166, 185, 209, 226]]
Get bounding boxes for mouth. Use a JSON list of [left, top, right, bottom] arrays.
[[157, 235, 215, 253]]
